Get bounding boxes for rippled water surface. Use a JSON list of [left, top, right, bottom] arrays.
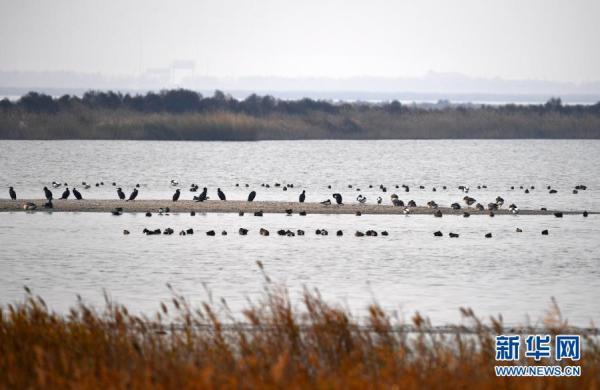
[[0, 140, 599, 325]]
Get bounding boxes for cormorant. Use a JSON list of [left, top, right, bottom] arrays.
[[60, 188, 70, 199], [195, 187, 208, 202], [173, 189, 180, 202], [9, 187, 16, 200], [299, 190, 305, 203], [332, 193, 343, 205], [117, 188, 126, 200], [43, 187, 53, 200], [247, 191, 256, 202], [217, 188, 226, 201], [128, 188, 138, 201], [73, 188, 82, 200]]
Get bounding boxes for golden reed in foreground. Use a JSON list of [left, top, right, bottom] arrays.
[[1, 265, 598, 388]]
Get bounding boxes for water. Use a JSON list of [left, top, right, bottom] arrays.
[[0, 140, 599, 326]]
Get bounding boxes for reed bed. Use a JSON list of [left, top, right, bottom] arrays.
[[1, 262, 598, 388]]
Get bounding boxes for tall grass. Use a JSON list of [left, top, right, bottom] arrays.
[[1, 263, 598, 388]]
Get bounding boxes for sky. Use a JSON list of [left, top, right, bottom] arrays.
[[1, 0, 599, 83]]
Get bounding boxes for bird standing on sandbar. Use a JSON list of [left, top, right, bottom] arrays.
[[73, 188, 83, 200], [60, 188, 70, 199], [333, 193, 343, 205], [299, 190, 306, 203], [172, 189, 180, 202], [247, 191, 256, 202], [217, 188, 226, 201], [128, 188, 138, 201], [43, 187, 53, 200], [9, 187, 16, 200], [117, 188, 125, 200]]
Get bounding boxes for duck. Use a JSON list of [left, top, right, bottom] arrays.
[[320, 199, 331, 205], [541, 229, 549, 235], [434, 210, 442, 217], [23, 202, 37, 210], [485, 233, 492, 238], [407, 200, 417, 207], [463, 196, 476, 206], [170, 179, 179, 187], [259, 228, 270, 236], [52, 181, 62, 188], [206, 230, 216, 236], [451, 203, 461, 210], [239, 228, 249, 235], [392, 199, 404, 207], [463, 212, 470, 218], [336, 230, 343, 236], [449, 233, 459, 238], [377, 196, 382, 205], [433, 231, 443, 237], [357, 194, 367, 204]]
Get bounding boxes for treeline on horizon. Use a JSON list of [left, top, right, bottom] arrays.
[[1, 89, 600, 140]]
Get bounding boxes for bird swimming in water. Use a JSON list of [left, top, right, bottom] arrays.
[[9, 187, 16, 200], [128, 188, 138, 201], [247, 191, 256, 202], [299, 190, 306, 203], [172, 189, 180, 202], [217, 188, 226, 201], [170, 179, 179, 186], [356, 194, 366, 204], [60, 188, 70, 199], [43, 187, 53, 200], [333, 193, 343, 205], [73, 188, 82, 200], [52, 181, 61, 188], [117, 188, 126, 200]]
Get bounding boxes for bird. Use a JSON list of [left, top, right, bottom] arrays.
[[217, 188, 226, 201], [320, 199, 331, 205], [299, 190, 306, 203], [463, 196, 476, 207], [60, 188, 70, 199], [52, 181, 61, 188], [194, 187, 208, 202], [172, 189, 180, 202], [357, 194, 366, 204], [247, 191, 256, 202], [377, 196, 382, 205], [332, 193, 343, 205], [43, 187, 53, 200], [9, 187, 16, 200], [73, 188, 82, 200], [117, 188, 126, 200], [128, 188, 138, 201], [170, 179, 179, 186]]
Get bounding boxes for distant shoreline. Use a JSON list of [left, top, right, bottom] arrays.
[[1, 90, 599, 140], [0, 199, 592, 215]]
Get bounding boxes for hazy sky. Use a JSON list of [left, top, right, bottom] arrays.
[[1, 0, 599, 82]]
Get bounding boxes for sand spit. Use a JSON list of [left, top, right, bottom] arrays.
[[0, 199, 594, 215]]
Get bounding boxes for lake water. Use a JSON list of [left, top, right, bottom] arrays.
[[0, 140, 599, 326]]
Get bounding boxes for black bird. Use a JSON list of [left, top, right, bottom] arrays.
[[9, 187, 16, 200], [217, 188, 226, 201], [172, 189, 180, 202], [43, 187, 53, 200], [117, 188, 126, 200], [247, 191, 256, 202], [60, 188, 70, 199], [332, 193, 343, 205], [73, 188, 82, 200], [128, 188, 138, 201], [299, 190, 306, 203], [195, 187, 208, 202]]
